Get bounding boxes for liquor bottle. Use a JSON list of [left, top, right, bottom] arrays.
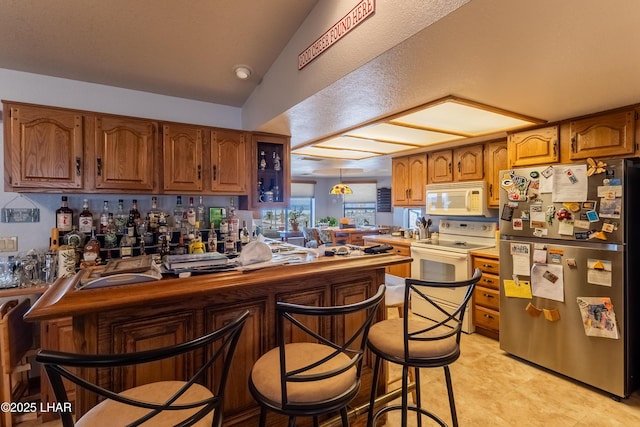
[[56, 196, 74, 234], [139, 215, 154, 246], [173, 196, 185, 229], [148, 196, 162, 233], [186, 196, 197, 227], [207, 225, 218, 252], [174, 234, 186, 255], [196, 196, 207, 229], [103, 213, 118, 259], [83, 227, 101, 265], [240, 221, 250, 245], [114, 199, 127, 234], [119, 227, 134, 257], [228, 198, 240, 243], [128, 199, 141, 236], [158, 234, 170, 260], [99, 201, 111, 234], [78, 199, 94, 234]]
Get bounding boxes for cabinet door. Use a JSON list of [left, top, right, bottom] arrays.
[[93, 116, 157, 191], [204, 301, 267, 421], [508, 125, 559, 167], [407, 153, 427, 205], [162, 124, 203, 191], [391, 156, 410, 206], [428, 150, 453, 183], [40, 317, 76, 422], [6, 104, 83, 189], [112, 311, 195, 390], [485, 140, 508, 207], [210, 129, 248, 193], [569, 109, 636, 159], [454, 144, 483, 181]]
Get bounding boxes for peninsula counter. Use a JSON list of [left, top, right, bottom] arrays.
[[26, 251, 411, 426]]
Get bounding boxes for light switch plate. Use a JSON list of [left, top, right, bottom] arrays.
[[0, 236, 17, 252]]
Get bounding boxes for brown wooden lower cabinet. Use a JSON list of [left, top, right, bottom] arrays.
[[35, 256, 399, 426]]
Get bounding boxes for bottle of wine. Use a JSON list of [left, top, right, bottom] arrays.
[[78, 199, 94, 234], [207, 224, 218, 253], [99, 201, 111, 234], [114, 199, 127, 234], [56, 196, 74, 234], [241, 220, 250, 245]]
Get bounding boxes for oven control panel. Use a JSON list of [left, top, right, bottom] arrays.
[[439, 220, 497, 238]]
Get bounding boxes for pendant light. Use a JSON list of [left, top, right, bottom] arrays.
[[329, 169, 353, 195]]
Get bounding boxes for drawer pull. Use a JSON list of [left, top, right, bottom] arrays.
[[482, 293, 494, 299], [484, 279, 494, 284], [482, 264, 495, 269], [483, 314, 495, 319]]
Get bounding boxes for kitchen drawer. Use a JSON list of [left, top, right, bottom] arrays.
[[473, 256, 499, 275], [474, 286, 499, 311], [474, 305, 499, 331], [391, 245, 410, 256], [478, 272, 499, 290]]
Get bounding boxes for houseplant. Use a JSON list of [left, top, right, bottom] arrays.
[[288, 209, 305, 232]]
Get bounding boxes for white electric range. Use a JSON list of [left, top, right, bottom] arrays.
[[410, 220, 497, 333]]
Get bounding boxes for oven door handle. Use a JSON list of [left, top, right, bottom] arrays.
[[410, 248, 468, 261], [465, 190, 471, 212]]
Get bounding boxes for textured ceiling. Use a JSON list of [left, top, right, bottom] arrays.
[[2, 1, 640, 179]]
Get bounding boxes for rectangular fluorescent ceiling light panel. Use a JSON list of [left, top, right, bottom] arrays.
[[316, 136, 416, 154], [346, 123, 464, 146], [391, 98, 543, 136], [292, 146, 377, 160]]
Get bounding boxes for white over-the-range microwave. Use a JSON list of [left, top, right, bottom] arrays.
[[425, 181, 493, 217]]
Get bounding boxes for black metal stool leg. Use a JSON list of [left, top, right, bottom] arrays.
[[444, 365, 458, 427], [340, 407, 349, 426], [259, 407, 267, 427], [401, 365, 409, 427], [367, 355, 382, 427], [415, 367, 422, 427]]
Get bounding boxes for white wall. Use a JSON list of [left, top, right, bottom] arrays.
[[0, 69, 246, 255]]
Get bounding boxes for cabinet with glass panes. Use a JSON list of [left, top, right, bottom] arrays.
[[240, 133, 290, 210]]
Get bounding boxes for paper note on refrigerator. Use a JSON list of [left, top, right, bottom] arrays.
[[552, 164, 588, 202], [577, 297, 619, 339], [504, 279, 532, 299], [510, 243, 531, 276], [531, 263, 564, 302]]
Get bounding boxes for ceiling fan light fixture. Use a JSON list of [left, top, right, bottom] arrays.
[[233, 65, 252, 80]]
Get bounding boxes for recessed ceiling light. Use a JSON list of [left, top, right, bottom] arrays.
[[233, 65, 252, 80]]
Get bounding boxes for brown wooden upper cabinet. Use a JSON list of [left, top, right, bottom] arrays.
[[240, 133, 290, 210], [568, 109, 636, 160], [508, 125, 559, 167], [162, 123, 203, 192], [92, 115, 157, 192], [428, 144, 484, 184], [4, 103, 84, 190], [484, 140, 508, 208], [391, 153, 427, 206], [209, 129, 248, 194]]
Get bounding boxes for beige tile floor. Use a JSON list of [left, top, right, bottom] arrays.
[[383, 331, 640, 426], [16, 315, 640, 427]]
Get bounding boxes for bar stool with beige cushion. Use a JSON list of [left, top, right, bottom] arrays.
[[367, 269, 482, 427], [36, 310, 249, 427], [249, 285, 386, 427]]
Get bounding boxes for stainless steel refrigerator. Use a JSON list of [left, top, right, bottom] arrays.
[[498, 158, 640, 398]]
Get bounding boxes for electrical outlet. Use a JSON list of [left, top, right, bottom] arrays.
[[0, 236, 17, 252]]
